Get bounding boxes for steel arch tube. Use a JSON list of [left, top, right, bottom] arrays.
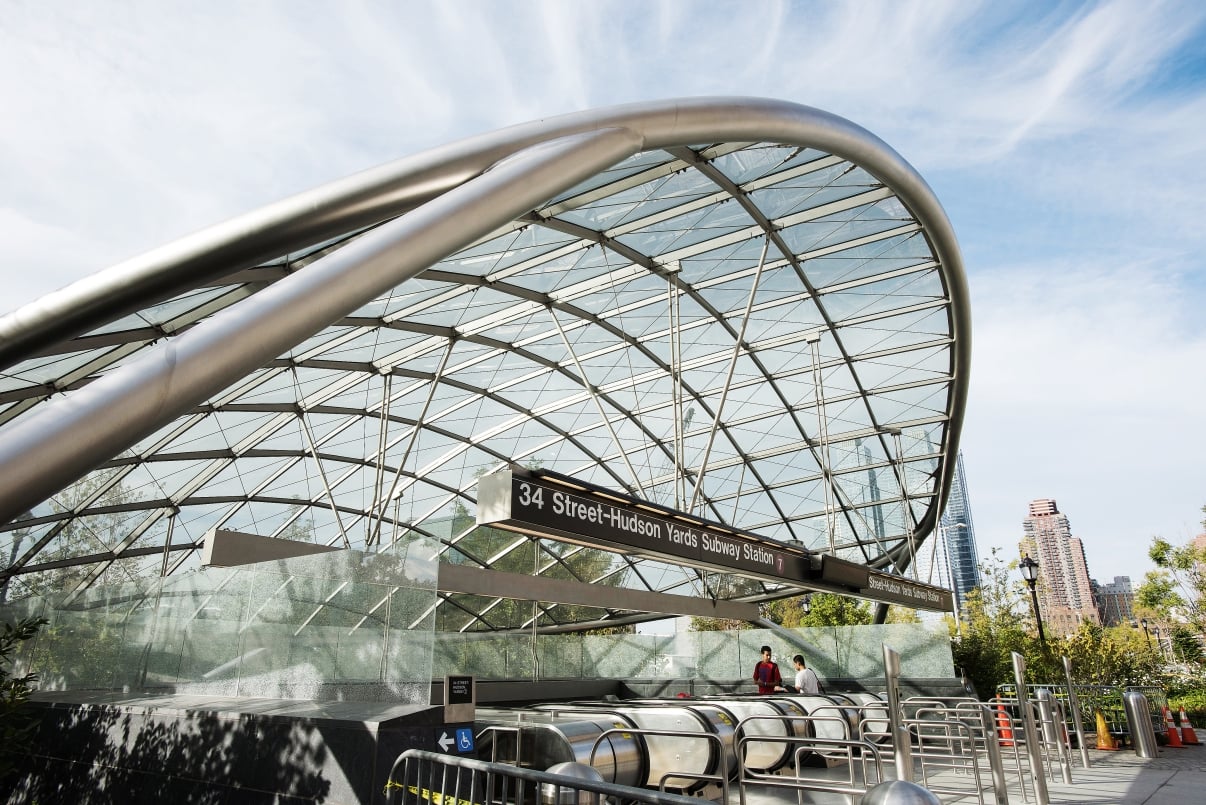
[[0, 97, 968, 376], [0, 127, 643, 525]]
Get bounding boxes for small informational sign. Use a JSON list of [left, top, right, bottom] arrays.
[[434, 724, 475, 754], [444, 675, 475, 723]]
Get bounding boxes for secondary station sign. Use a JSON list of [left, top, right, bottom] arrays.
[[475, 466, 953, 612], [819, 554, 954, 611]]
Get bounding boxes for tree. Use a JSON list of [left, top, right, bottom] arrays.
[[885, 606, 922, 624], [1058, 621, 1161, 687], [1136, 524, 1206, 643], [949, 548, 1166, 698], [1170, 624, 1204, 664], [793, 593, 872, 628], [950, 548, 1031, 698], [4, 473, 142, 602], [691, 590, 875, 632]]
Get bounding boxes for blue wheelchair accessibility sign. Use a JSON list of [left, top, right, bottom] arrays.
[[456, 727, 474, 752]]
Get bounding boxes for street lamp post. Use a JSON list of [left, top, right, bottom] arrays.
[[1152, 626, 1164, 659], [1019, 553, 1047, 648], [801, 594, 812, 616], [1140, 618, 1152, 649]]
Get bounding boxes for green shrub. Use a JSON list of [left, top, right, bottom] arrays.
[[0, 616, 47, 785], [1167, 685, 1206, 726]]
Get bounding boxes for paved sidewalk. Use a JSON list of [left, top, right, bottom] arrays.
[[884, 743, 1206, 804], [1036, 744, 1206, 804], [736, 744, 1206, 805]]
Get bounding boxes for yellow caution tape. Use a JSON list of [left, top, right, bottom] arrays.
[[395, 784, 480, 805]]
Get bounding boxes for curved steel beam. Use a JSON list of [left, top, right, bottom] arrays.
[[0, 128, 644, 525], [0, 95, 967, 388]]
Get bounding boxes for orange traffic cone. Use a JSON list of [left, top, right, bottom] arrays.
[[1094, 709, 1119, 750], [1163, 706, 1184, 748], [996, 700, 1015, 747], [1178, 708, 1201, 745]]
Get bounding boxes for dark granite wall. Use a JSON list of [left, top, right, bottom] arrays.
[[6, 698, 447, 805]]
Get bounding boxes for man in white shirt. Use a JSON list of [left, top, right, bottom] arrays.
[[791, 654, 820, 694]]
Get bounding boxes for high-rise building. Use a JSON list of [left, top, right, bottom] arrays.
[[914, 522, 953, 590], [1092, 576, 1135, 627], [1020, 499, 1101, 635], [940, 452, 981, 613]]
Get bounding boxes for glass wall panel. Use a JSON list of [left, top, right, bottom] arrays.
[[430, 622, 953, 683], [1, 536, 438, 704]]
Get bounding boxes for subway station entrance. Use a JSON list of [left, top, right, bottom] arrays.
[[0, 98, 975, 803]]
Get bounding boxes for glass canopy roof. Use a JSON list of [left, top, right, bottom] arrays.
[[0, 99, 969, 631]]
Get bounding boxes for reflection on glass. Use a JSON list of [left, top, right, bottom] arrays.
[[2, 539, 438, 704]]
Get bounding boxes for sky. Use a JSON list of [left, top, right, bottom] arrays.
[[2, 0, 1205, 586]]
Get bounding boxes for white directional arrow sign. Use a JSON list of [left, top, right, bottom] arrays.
[[437, 732, 455, 751]]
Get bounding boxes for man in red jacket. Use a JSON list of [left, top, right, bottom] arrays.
[[752, 645, 782, 694]]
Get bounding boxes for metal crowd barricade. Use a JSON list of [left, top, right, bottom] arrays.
[[733, 714, 884, 805], [910, 702, 1015, 805], [999, 684, 1083, 748], [387, 748, 703, 805], [907, 714, 985, 803], [967, 699, 1031, 803], [999, 682, 1168, 750], [897, 696, 1011, 805], [993, 693, 1081, 805], [953, 700, 1017, 804], [1034, 691, 1073, 784], [855, 701, 894, 745]]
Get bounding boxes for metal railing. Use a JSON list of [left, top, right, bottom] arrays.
[[904, 699, 1011, 805], [998, 683, 1167, 745], [387, 748, 703, 805], [907, 715, 986, 803], [991, 693, 1096, 805], [732, 714, 885, 805]]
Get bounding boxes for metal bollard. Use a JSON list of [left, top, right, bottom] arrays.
[[883, 643, 913, 782], [540, 762, 604, 805], [1122, 691, 1159, 759], [1012, 652, 1049, 805], [861, 779, 942, 805], [1061, 656, 1091, 768]]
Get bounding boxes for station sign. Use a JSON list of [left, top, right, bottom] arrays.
[[478, 467, 810, 585], [476, 467, 953, 612]]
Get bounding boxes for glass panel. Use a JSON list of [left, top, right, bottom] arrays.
[[5, 538, 438, 703]]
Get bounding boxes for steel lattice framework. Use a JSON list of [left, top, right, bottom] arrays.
[[0, 98, 969, 631]]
